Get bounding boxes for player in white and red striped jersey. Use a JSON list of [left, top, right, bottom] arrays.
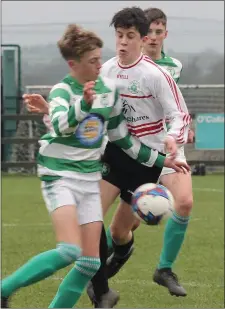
[[86, 7, 191, 307], [102, 7, 193, 299]]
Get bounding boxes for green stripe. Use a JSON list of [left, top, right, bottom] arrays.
[[37, 154, 102, 173], [91, 106, 112, 119], [51, 106, 68, 117], [48, 88, 71, 102], [137, 144, 152, 163], [52, 117, 61, 136], [154, 154, 165, 168], [41, 134, 103, 149], [51, 105, 78, 135], [81, 99, 92, 112], [67, 105, 79, 127], [107, 114, 124, 130], [40, 175, 62, 181], [112, 135, 132, 150]]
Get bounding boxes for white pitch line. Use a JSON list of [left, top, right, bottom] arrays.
[[2, 187, 223, 228], [2, 223, 52, 227], [193, 187, 224, 193], [49, 276, 224, 288]]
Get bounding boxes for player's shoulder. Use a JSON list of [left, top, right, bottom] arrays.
[[99, 75, 117, 92], [49, 76, 73, 97], [141, 55, 169, 78], [170, 57, 183, 71], [101, 57, 117, 73]]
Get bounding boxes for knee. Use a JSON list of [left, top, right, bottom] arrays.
[[175, 195, 193, 216], [111, 224, 130, 243], [131, 219, 140, 232], [56, 243, 82, 264]]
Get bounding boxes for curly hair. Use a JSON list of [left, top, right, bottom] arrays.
[[58, 24, 103, 60], [110, 7, 149, 37]]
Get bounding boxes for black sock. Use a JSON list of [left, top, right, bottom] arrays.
[[113, 233, 134, 257], [91, 225, 109, 300]]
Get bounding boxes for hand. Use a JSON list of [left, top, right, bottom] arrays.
[[83, 81, 96, 105], [164, 157, 190, 173], [164, 136, 177, 159], [23, 94, 49, 114], [187, 129, 195, 144]]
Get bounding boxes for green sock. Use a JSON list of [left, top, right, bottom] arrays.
[[158, 211, 190, 269], [1, 243, 81, 297], [106, 226, 113, 251], [49, 256, 101, 308]]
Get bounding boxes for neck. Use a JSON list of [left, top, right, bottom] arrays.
[[119, 52, 142, 66], [70, 71, 87, 85], [143, 48, 162, 61]]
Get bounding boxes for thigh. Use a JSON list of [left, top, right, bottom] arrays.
[[41, 179, 81, 246], [160, 171, 193, 214], [77, 180, 103, 257], [76, 180, 103, 226], [100, 179, 120, 216]]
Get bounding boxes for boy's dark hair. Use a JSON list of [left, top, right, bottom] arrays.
[[110, 7, 149, 37], [144, 8, 167, 26]]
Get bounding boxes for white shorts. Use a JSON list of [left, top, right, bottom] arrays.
[[160, 147, 186, 178], [41, 177, 103, 225]]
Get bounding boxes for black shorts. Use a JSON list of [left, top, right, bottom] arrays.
[[101, 142, 165, 204]]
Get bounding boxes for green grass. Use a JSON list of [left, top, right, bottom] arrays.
[[2, 175, 224, 308]]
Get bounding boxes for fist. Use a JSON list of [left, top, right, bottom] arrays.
[[83, 81, 96, 105]]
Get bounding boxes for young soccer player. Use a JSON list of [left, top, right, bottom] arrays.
[[105, 8, 193, 298], [2, 23, 177, 308]]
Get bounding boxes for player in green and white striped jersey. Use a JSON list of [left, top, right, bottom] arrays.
[[37, 73, 167, 182], [2, 22, 188, 309]]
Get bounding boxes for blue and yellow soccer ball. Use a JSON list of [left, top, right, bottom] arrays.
[[131, 183, 174, 225]]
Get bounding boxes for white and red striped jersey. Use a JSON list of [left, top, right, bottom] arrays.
[[101, 53, 191, 153]]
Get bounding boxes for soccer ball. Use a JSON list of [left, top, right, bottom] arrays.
[[131, 183, 174, 225]]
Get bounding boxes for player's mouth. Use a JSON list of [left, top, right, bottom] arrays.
[[119, 49, 127, 54]]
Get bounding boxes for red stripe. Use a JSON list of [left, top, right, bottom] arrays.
[[133, 127, 164, 138], [144, 57, 182, 112], [128, 121, 163, 135], [120, 94, 153, 99], [127, 119, 163, 129], [143, 56, 193, 143]]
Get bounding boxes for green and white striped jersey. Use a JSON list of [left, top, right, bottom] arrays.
[[37, 75, 165, 181], [154, 51, 183, 130], [155, 51, 182, 83]]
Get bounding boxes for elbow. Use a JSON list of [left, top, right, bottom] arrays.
[[52, 118, 77, 136]]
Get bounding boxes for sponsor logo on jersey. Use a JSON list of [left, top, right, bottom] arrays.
[[166, 67, 176, 77], [122, 98, 136, 114], [126, 115, 150, 122], [100, 93, 109, 107], [75, 114, 104, 146], [117, 74, 128, 79], [128, 80, 141, 94], [102, 163, 110, 176]]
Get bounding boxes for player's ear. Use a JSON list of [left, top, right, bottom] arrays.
[[164, 30, 168, 39], [142, 35, 149, 43]]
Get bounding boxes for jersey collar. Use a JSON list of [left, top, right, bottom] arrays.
[[117, 53, 143, 69]]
